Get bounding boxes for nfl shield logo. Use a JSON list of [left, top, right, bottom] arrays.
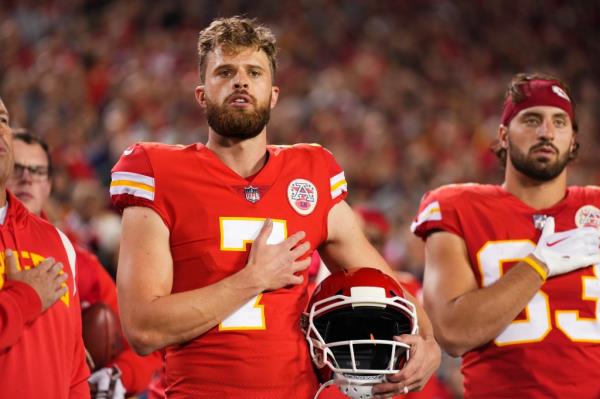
[[244, 186, 260, 203], [532, 214, 548, 230]]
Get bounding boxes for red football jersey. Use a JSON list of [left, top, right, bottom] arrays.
[[412, 184, 600, 398], [111, 143, 348, 398]]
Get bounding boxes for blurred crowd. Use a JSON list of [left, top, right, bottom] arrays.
[[1, 0, 599, 295]]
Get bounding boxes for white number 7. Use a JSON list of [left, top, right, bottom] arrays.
[[218, 217, 287, 331]]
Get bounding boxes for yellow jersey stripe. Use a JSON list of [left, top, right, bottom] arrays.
[[410, 201, 442, 232], [111, 171, 154, 186], [331, 179, 348, 192], [110, 180, 155, 193], [330, 171, 345, 185]]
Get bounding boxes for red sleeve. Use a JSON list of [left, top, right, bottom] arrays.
[[113, 350, 163, 394], [110, 143, 171, 228], [96, 266, 119, 314], [0, 280, 42, 350], [410, 186, 463, 240], [75, 247, 102, 307], [79, 249, 119, 314], [70, 293, 92, 399]]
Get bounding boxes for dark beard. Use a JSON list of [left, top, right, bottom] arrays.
[[206, 96, 271, 140], [508, 139, 570, 181]]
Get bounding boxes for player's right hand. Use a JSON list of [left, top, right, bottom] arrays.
[[531, 216, 600, 277], [4, 249, 68, 312], [245, 219, 311, 291]]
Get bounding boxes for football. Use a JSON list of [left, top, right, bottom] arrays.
[[82, 303, 124, 370]]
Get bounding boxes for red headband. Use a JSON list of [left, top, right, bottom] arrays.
[[500, 79, 574, 127]]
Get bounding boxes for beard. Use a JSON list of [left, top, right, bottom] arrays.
[[205, 94, 271, 140], [508, 138, 571, 181]]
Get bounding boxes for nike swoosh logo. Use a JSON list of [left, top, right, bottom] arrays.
[[547, 237, 568, 247], [123, 147, 134, 156]]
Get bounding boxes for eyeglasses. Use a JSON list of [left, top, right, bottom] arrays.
[[12, 162, 49, 180]]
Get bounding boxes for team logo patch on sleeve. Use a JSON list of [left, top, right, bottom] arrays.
[[575, 205, 600, 229], [288, 179, 318, 215]]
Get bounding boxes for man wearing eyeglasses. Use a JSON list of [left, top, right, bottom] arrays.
[[8, 135, 52, 217], [6, 131, 162, 398], [0, 98, 90, 398]]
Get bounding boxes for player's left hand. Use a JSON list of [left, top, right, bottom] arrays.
[[371, 334, 441, 397], [89, 366, 125, 399]]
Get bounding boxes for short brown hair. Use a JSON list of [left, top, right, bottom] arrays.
[[197, 16, 278, 83], [491, 72, 579, 166], [12, 129, 53, 177]]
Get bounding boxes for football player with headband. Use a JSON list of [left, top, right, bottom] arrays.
[[111, 16, 440, 399], [412, 72, 600, 398]]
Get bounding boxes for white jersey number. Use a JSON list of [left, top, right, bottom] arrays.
[[218, 217, 287, 331], [478, 240, 600, 345]]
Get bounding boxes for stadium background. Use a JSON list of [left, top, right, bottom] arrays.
[[1, 1, 599, 397]]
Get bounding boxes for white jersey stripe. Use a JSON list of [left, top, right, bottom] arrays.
[[55, 228, 77, 294], [410, 201, 441, 232], [330, 171, 346, 187], [110, 185, 155, 201], [111, 171, 155, 187], [331, 185, 347, 200]]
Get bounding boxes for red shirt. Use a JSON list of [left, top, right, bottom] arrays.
[[412, 184, 600, 399], [111, 142, 348, 398], [0, 192, 90, 399]]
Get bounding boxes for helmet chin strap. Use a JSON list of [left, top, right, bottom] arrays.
[[312, 379, 335, 399]]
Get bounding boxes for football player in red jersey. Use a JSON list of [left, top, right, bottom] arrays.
[[6, 131, 162, 398], [111, 17, 440, 399], [412, 73, 600, 398]]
